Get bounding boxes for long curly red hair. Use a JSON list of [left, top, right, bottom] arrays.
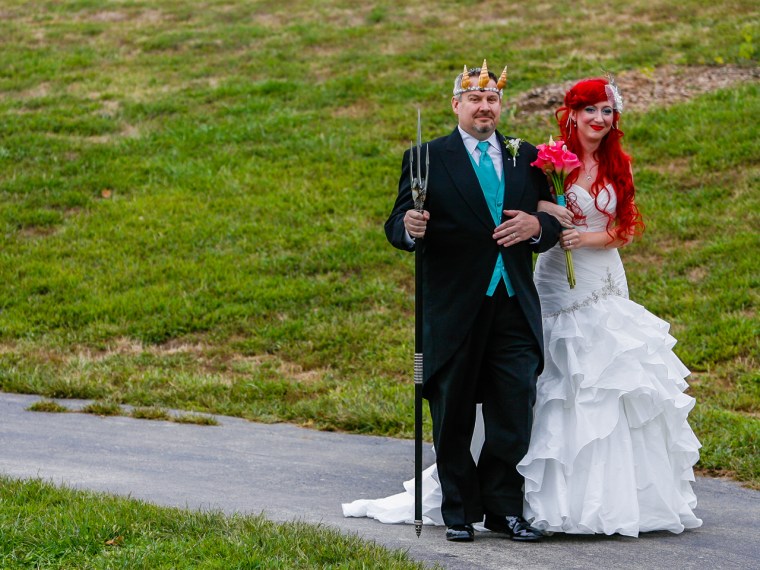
[[555, 77, 644, 241]]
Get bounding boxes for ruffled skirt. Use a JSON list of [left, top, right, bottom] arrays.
[[517, 246, 702, 536]]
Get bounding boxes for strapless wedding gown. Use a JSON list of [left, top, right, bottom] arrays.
[[343, 184, 702, 536]]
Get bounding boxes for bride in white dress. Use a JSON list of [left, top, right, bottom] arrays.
[[343, 77, 702, 536]]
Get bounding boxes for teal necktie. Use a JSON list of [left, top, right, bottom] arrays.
[[473, 141, 514, 297], [475, 141, 502, 225], [476, 141, 500, 203]]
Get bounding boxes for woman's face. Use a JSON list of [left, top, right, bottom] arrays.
[[571, 99, 614, 145]]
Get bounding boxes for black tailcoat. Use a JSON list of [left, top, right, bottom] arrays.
[[386, 128, 561, 392], [385, 127, 562, 524]]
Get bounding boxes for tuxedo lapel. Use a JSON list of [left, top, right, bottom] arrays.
[[498, 131, 526, 212], [442, 129, 494, 231]]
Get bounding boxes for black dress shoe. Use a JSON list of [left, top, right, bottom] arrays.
[[483, 514, 542, 542], [446, 524, 475, 542]]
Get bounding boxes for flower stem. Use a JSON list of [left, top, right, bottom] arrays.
[[565, 249, 576, 289]]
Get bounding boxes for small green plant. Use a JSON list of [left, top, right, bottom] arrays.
[[173, 413, 219, 426], [130, 407, 171, 421], [27, 400, 69, 413], [81, 402, 123, 417], [367, 5, 387, 24], [738, 24, 756, 60]]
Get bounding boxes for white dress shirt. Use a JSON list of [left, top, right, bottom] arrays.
[[458, 127, 503, 180]]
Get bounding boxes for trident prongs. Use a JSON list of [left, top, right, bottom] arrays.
[[410, 108, 429, 212], [416, 108, 423, 184]]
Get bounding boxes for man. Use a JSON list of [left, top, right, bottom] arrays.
[[385, 62, 561, 542]]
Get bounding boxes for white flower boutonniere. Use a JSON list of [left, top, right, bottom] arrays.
[[505, 137, 521, 167]]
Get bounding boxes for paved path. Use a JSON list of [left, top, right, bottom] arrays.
[[1, 392, 758, 569]]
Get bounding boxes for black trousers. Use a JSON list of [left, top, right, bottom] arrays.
[[428, 282, 540, 526]]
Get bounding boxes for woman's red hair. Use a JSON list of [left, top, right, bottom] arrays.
[[556, 77, 644, 241]]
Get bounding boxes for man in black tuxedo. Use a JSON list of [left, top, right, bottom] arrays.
[[385, 62, 561, 542]]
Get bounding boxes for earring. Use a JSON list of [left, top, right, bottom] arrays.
[[566, 116, 576, 134]]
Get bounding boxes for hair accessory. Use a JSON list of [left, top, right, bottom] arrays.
[[453, 59, 508, 97], [496, 66, 508, 91], [460, 65, 471, 90], [478, 59, 490, 88], [603, 70, 624, 113]]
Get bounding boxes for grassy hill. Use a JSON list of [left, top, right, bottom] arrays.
[[0, 0, 758, 488]]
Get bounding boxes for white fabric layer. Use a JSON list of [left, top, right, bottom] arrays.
[[340, 464, 443, 525], [341, 412, 484, 526], [342, 185, 702, 536]]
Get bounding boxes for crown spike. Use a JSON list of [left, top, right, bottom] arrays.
[[460, 65, 470, 90], [496, 66, 507, 91], [453, 60, 508, 97], [478, 59, 489, 88]]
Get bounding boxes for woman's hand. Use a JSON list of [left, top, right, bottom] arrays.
[[538, 200, 573, 228], [559, 228, 582, 251]]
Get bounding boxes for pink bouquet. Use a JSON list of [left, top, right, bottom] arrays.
[[531, 136, 581, 288]]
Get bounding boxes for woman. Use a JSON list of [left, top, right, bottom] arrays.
[[343, 77, 702, 537], [518, 76, 702, 536]]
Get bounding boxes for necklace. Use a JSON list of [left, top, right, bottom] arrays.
[[584, 162, 598, 182]]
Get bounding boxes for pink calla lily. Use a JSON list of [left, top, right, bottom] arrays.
[[531, 136, 582, 288]]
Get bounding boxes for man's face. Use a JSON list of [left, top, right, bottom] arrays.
[[452, 79, 502, 140]]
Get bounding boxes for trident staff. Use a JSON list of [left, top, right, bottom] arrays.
[[409, 108, 428, 538]]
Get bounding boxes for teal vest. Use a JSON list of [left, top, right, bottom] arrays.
[[468, 148, 514, 297]]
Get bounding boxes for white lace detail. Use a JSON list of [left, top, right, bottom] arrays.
[[543, 271, 624, 318]]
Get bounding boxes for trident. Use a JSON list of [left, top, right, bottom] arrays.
[[409, 108, 428, 537]]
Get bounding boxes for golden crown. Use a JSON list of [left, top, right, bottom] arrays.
[[453, 59, 507, 96]]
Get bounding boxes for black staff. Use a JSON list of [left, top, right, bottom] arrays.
[[409, 109, 428, 537]]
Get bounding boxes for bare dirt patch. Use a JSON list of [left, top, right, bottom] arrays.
[[645, 157, 691, 177], [87, 10, 129, 23], [332, 99, 377, 119], [82, 9, 167, 24], [511, 64, 759, 116], [18, 226, 58, 239], [61, 337, 329, 384]]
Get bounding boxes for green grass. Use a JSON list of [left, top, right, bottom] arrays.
[[0, 0, 757, 492], [130, 406, 172, 421], [81, 401, 124, 417], [27, 399, 221, 425], [0, 476, 428, 569], [27, 399, 69, 413], [172, 412, 219, 425]]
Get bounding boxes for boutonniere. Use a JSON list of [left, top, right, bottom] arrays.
[[504, 137, 521, 167]]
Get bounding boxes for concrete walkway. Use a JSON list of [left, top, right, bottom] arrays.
[[1, 391, 758, 569]]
